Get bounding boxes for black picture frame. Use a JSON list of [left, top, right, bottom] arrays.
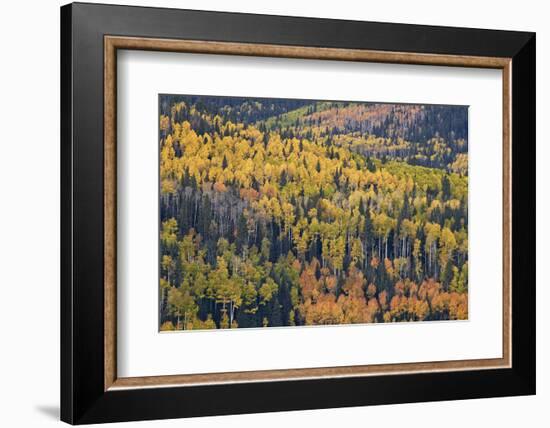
[[61, 2, 535, 424]]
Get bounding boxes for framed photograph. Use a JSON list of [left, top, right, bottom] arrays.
[[61, 2, 535, 424]]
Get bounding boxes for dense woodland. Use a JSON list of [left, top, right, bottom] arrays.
[[159, 96, 469, 331]]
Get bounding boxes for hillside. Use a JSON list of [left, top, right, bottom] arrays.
[[159, 96, 469, 330]]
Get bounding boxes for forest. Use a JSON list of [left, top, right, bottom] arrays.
[[159, 95, 469, 331]]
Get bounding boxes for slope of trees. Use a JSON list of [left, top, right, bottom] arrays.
[[159, 96, 469, 331]]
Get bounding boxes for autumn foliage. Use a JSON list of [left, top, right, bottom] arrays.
[[159, 96, 468, 331]]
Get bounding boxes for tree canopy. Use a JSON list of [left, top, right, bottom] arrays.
[[159, 96, 469, 330]]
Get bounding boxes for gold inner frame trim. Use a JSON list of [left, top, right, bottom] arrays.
[[104, 35, 512, 391]]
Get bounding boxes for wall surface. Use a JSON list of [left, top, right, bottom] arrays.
[[0, 0, 545, 426]]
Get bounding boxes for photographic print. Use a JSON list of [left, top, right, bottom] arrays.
[[159, 95, 468, 331]]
